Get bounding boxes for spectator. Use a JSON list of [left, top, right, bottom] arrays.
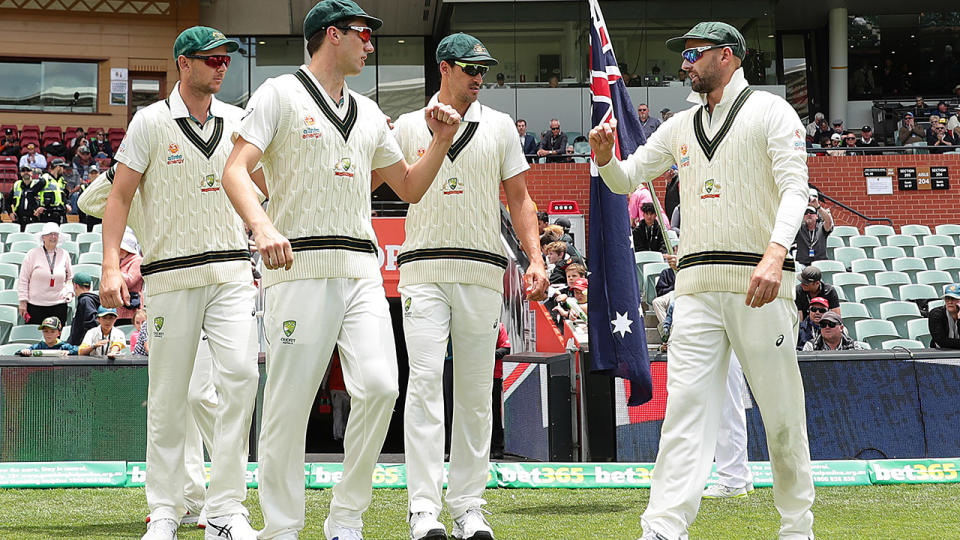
[[927, 118, 955, 154], [19, 143, 46, 170], [537, 119, 568, 163], [79, 307, 126, 357], [132, 324, 149, 355], [841, 132, 860, 154], [545, 241, 572, 284], [856, 126, 881, 154], [677, 69, 690, 86], [628, 182, 668, 228], [487, 72, 507, 89], [805, 112, 826, 141], [35, 163, 68, 224], [831, 119, 844, 135], [0, 128, 20, 157], [663, 165, 680, 220], [633, 202, 667, 253], [802, 312, 867, 351], [115, 228, 144, 325], [517, 119, 537, 163], [947, 105, 960, 138], [825, 133, 846, 156], [18, 222, 72, 325], [954, 84, 960, 103], [552, 216, 583, 262], [660, 108, 671, 121], [67, 129, 88, 158], [795, 266, 840, 320], [491, 322, 510, 459], [911, 96, 930, 118], [43, 140, 69, 160], [653, 252, 677, 323], [11, 167, 43, 225], [928, 284, 960, 349], [87, 129, 112, 158], [898, 112, 925, 145], [72, 146, 95, 179], [794, 194, 833, 266], [936, 100, 950, 118], [68, 271, 100, 346], [553, 278, 588, 323], [926, 115, 940, 140], [129, 308, 148, 351], [547, 75, 560, 88], [637, 103, 661, 140], [797, 296, 828, 349], [544, 262, 586, 327], [68, 164, 96, 216], [18, 317, 78, 356], [536, 210, 549, 234]]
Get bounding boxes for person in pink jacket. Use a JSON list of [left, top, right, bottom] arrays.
[[18, 222, 72, 325], [115, 228, 143, 325]]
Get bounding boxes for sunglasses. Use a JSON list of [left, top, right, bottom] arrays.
[[453, 61, 489, 77], [336, 25, 373, 42], [183, 54, 231, 68], [810, 307, 827, 314], [551, 126, 560, 131], [681, 43, 737, 64], [819, 321, 840, 328]]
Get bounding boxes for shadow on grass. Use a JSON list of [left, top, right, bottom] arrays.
[[507, 503, 629, 515], [0, 521, 147, 538]]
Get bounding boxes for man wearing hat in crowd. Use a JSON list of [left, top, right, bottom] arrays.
[[855, 125, 881, 154], [928, 284, 960, 349], [18, 316, 79, 356], [391, 31, 547, 540], [793, 191, 833, 267], [11, 166, 46, 226], [220, 1, 462, 538], [73, 145, 96, 180], [928, 116, 956, 154], [802, 311, 867, 351], [0, 128, 20, 157], [100, 25, 266, 540], [68, 271, 100, 346], [37, 158, 69, 224], [78, 306, 126, 357], [797, 296, 828, 349], [589, 20, 815, 540], [898, 111, 925, 145], [796, 266, 840, 320]]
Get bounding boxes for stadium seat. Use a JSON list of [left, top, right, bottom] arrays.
[[78, 252, 102, 265], [0, 252, 25, 268], [5, 232, 36, 246], [0, 223, 21, 244], [635, 251, 664, 279], [916, 270, 952, 292], [928, 299, 945, 310], [899, 284, 939, 303], [0, 343, 25, 355], [9, 241, 36, 253], [0, 263, 18, 290], [879, 300, 921, 337], [905, 141, 929, 155], [855, 319, 900, 350], [60, 241, 79, 264], [832, 246, 866, 271], [864, 224, 896, 244], [881, 339, 925, 350], [92, 224, 103, 234], [76, 232, 100, 252], [934, 256, 960, 283], [811, 260, 846, 285], [88, 242, 103, 254], [0, 304, 17, 344], [59, 222, 87, 241], [832, 272, 869, 301], [849, 235, 881, 258], [825, 235, 844, 260], [934, 224, 960, 245], [907, 318, 932, 347], [850, 258, 886, 285], [641, 262, 669, 305], [874, 246, 906, 271], [900, 224, 931, 239], [875, 271, 911, 300], [830, 226, 860, 246], [23, 222, 46, 234], [8, 324, 41, 345], [891, 257, 926, 282], [839, 302, 870, 340], [116, 324, 134, 341], [72, 263, 101, 289], [854, 285, 894, 319], [914, 245, 947, 270], [886, 235, 918, 257], [0, 289, 19, 309], [923, 234, 955, 248]]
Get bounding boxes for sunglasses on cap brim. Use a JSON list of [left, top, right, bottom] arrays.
[[182, 54, 232, 68], [453, 61, 489, 77], [681, 43, 737, 64]]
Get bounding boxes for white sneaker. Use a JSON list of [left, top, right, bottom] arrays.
[[637, 532, 668, 540], [410, 511, 448, 540], [323, 516, 364, 540], [142, 518, 178, 540], [204, 513, 257, 539], [702, 482, 754, 499], [181, 506, 200, 527], [451, 508, 493, 540]]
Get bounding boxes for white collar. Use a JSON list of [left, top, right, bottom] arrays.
[[298, 65, 350, 108], [686, 67, 750, 108], [428, 93, 482, 122], [168, 81, 228, 120]]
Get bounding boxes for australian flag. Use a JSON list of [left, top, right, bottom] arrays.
[[587, 0, 652, 406]]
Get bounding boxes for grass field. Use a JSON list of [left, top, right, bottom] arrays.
[[0, 484, 958, 539]]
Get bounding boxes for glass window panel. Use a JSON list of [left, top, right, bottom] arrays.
[[375, 36, 424, 121], [218, 37, 250, 107], [0, 60, 96, 112], [0, 61, 42, 109]]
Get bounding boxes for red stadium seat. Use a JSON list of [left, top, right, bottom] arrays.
[[107, 127, 125, 137], [21, 125, 39, 135], [87, 127, 104, 136], [0, 156, 16, 165], [43, 126, 62, 135]]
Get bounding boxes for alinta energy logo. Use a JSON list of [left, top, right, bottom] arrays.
[[302, 115, 321, 139], [167, 142, 184, 165], [281, 320, 297, 344]]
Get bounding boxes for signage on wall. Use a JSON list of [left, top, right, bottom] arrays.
[[896, 167, 949, 191], [863, 167, 893, 195], [110, 68, 128, 106]]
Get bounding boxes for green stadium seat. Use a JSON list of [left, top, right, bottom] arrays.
[[8, 324, 41, 344], [879, 301, 921, 337], [922, 234, 955, 248], [92, 224, 103, 234], [89, 242, 103, 254], [855, 319, 900, 349], [839, 302, 870, 340], [934, 224, 960, 246], [0, 289, 19, 308], [60, 241, 80, 264], [886, 235, 918, 257], [0, 342, 26, 355], [850, 258, 886, 285], [833, 272, 869, 301], [76, 232, 100, 253], [849, 235, 880, 258], [830, 226, 860, 246], [811, 260, 845, 285], [115, 325, 134, 342], [891, 257, 926, 282], [875, 271, 911, 300], [0, 304, 17, 344], [900, 224, 931, 238], [78, 252, 102, 265], [916, 270, 952, 292], [642, 262, 669, 305], [899, 284, 939, 303], [832, 246, 866, 271], [5, 232, 36, 246], [881, 339, 925, 350], [914, 245, 947, 270], [874, 246, 906, 271], [72, 264, 102, 290], [907, 318, 932, 347], [905, 141, 929, 155], [934, 256, 960, 283], [928, 299, 945, 310], [9, 241, 36, 253], [854, 285, 894, 319], [864, 224, 896, 244], [826, 235, 844, 259], [59, 222, 87, 241], [23, 223, 45, 234], [0, 251, 26, 268], [635, 251, 665, 278], [0, 223, 20, 244], [0, 263, 18, 290]]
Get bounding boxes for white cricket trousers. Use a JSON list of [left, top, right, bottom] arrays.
[[146, 281, 259, 522], [258, 278, 399, 539], [642, 292, 815, 540], [713, 351, 753, 490], [183, 335, 219, 511], [400, 282, 502, 518]]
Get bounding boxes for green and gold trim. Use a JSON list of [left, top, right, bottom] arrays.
[[289, 235, 376, 254], [141, 249, 250, 276], [164, 98, 224, 159], [678, 250, 795, 272], [397, 247, 508, 269], [693, 87, 753, 161], [294, 69, 358, 142], [429, 121, 479, 162]]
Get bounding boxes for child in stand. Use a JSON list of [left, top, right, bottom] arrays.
[[19, 317, 79, 356], [79, 307, 126, 358], [129, 308, 148, 351]]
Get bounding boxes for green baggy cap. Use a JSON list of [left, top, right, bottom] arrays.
[[173, 26, 239, 59], [303, 0, 383, 40], [665, 22, 746, 59], [436, 33, 498, 65]]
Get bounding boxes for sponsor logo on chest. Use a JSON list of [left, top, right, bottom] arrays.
[[302, 115, 322, 139], [167, 143, 184, 165], [679, 143, 690, 168]]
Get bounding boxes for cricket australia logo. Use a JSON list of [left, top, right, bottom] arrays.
[[333, 158, 354, 178], [442, 177, 463, 195], [167, 143, 184, 165], [153, 317, 165, 338], [403, 297, 412, 316], [302, 116, 321, 139], [281, 320, 297, 344], [199, 173, 222, 192], [700, 178, 721, 199]]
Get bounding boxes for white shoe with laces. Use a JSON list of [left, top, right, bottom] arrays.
[[451, 508, 493, 540], [323, 516, 364, 540], [409, 511, 448, 540], [702, 482, 754, 499], [204, 512, 257, 539], [141, 518, 179, 540]]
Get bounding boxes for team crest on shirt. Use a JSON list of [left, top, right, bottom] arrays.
[[679, 143, 690, 168], [302, 116, 321, 139], [153, 317, 165, 338], [200, 174, 221, 192], [334, 158, 354, 178], [281, 320, 297, 344], [442, 177, 463, 195], [167, 143, 184, 165], [700, 178, 721, 199]]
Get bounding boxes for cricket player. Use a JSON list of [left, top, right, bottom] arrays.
[[391, 33, 548, 540], [589, 22, 815, 540], [220, 1, 462, 538], [100, 26, 267, 540]]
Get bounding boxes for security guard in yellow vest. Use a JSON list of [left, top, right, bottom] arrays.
[[11, 167, 46, 226], [37, 168, 67, 224]]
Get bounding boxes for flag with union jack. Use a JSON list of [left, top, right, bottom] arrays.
[[586, 0, 652, 406]]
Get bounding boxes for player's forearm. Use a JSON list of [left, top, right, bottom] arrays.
[[223, 160, 273, 234], [507, 190, 544, 270], [102, 194, 132, 272], [399, 133, 454, 203]]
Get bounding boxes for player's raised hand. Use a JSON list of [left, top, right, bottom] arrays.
[[425, 103, 461, 141], [253, 223, 294, 271], [589, 117, 618, 166]]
